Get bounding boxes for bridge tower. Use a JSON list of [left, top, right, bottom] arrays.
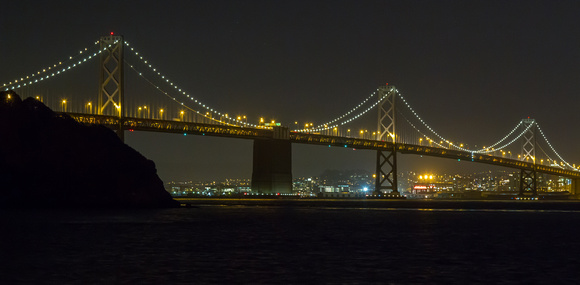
[[519, 118, 537, 196], [98, 34, 125, 142], [374, 85, 398, 196]]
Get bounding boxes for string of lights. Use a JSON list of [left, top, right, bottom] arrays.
[[536, 141, 555, 165], [293, 90, 385, 133], [124, 62, 240, 126], [124, 41, 260, 128], [397, 90, 530, 154], [2, 41, 104, 91], [311, 90, 378, 129], [481, 122, 534, 154], [398, 110, 449, 148], [536, 123, 577, 170], [482, 121, 524, 150]]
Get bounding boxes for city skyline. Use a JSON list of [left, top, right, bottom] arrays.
[[2, 1, 580, 181]]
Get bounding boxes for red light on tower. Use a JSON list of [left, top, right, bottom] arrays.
[[110, 32, 114, 35], [386, 83, 389, 85]]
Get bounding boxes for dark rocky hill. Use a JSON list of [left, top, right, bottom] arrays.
[[0, 91, 178, 208]]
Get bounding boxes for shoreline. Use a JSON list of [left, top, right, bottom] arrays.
[[176, 198, 580, 211]]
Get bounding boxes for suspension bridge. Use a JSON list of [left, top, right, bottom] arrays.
[[3, 34, 580, 197]]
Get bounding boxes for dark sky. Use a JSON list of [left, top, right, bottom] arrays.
[[2, 1, 580, 181]]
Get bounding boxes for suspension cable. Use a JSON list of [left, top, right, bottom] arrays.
[[536, 123, 577, 170], [3, 41, 107, 91], [124, 41, 260, 128]]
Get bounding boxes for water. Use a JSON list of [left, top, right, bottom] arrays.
[[1, 203, 580, 283]]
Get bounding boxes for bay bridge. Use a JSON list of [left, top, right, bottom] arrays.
[[4, 34, 580, 197]]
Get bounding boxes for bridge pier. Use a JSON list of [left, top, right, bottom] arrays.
[[374, 146, 398, 196], [571, 179, 580, 198], [116, 119, 124, 142], [251, 127, 292, 194], [518, 168, 537, 196]]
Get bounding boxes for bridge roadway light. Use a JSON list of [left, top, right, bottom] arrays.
[[61, 99, 67, 112], [180, 110, 185, 121], [159, 109, 164, 119]]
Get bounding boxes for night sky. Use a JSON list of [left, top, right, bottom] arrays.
[[2, 1, 579, 181]]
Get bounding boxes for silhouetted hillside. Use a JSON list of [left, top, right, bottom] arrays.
[[0, 91, 178, 208]]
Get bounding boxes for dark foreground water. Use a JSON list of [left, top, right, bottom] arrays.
[[1, 201, 580, 284]]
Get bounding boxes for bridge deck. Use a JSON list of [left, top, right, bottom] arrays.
[[61, 113, 580, 179]]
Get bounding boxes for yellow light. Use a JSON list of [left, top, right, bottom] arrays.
[[429, 175, 433, 180], [180, 111, 184, 115], [160, 109, 164, 112], [260, 117, 264, 123], [138, 107, 142, 110], [419, 175, 423, 179], [7, 95, 10, 99], [62, 100, 66, 104]]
